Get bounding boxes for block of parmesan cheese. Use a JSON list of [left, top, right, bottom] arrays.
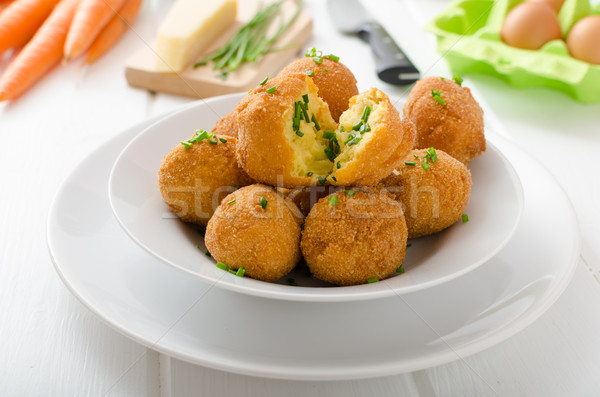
[[156, 0, 237, 73]]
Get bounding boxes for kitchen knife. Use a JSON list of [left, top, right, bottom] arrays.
[[327, 0, 420, 85]]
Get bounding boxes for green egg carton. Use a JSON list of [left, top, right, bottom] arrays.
[[428, 0, 600, 103]]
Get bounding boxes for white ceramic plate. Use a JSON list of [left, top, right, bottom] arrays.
[[48, 112, 578, 380], [108, 94, 524, 301]]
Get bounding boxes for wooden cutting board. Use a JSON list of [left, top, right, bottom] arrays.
[[125, 0, 313, 98]]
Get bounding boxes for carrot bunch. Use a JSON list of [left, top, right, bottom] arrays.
[[0, 0, 142, 101]]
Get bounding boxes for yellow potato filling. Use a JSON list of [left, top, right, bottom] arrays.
[[283, 88, 386, 181]]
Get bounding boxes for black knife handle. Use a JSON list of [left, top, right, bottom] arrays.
[[356, 21, 420, 85]]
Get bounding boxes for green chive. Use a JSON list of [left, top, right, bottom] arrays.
[[405, 161, 416, 166], [205, 250, 211, 257], [328, 195, 338, 206], [396, 266, 405, 274], [288, 278, 298, 286], [311, 114, 321, 130], [336, 161, 341, 169], [302, 94, 309, 104], [427, 147, 438, 162], [453, 74, 463, 86], [313, 56, 323, 64], [228, 269, 237, 274], [331, 176, 337, 182], [296, 130, 304, 137], [407, 243, 412, 248], [367, 278, 378, 283], [359, 123, 371, 133], [360, 105, 371, 122], [327, 54, 340, 62], [352, 121, 362, 131], [236, 267, 246, 277], [226, 199, 236, 205], [306, 171, 314, 177], [216, 262, 227, 270], [306, 70, 314, 76], [346, 189, 356, 197], [343, 133, 356, 145], [348, 136, 362, 146], [324, 147, 335, 162], [431, 89, 445, 105], [422, 162, 430, 171], [413, 154, 419, 158], [181, 141, 192, 149], [259, 76, 269, 85], [322, 130, 336, 140], [209, 138, 218, 144], [259, 196, 268, 210], [462, 213, 469, 223], [300, 223, 305, 231], [317, 176, 326, 185], [322, 69, 328, 73], [301, 103, 309, 122], [266, 86, 277, 93], [219, 137, 228, 143], [305, 47, 316, 57]]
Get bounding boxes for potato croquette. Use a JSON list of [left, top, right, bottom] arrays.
[[380, 148, 471, 238], [205, 184, 302, 282], [301, 188, 408, 286], [237, 76, 414, 188], [331, 88, 416, 186], [403, 76, 485, 164], [236, 73, 338, 187], [210, 109, 239, 139], [158, 134, 253, 226], [278, 57, 358, 121]]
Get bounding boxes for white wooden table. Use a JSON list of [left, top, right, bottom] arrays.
[[2, 0, 600, 395]]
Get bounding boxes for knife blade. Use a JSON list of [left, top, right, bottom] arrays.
[[327, 0, 420, 85]]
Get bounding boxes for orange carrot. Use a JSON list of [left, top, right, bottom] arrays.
[[0, 0, 80, 101], [0, 0, 61, 54], [63, 0, 125, 61], [83, 0, 141, 64]]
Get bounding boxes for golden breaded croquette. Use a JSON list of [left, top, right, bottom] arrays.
[[236, 73, 338, 187], [205, 184, 302, 282], [403, 76, 485, 164], [331, 88, 416, 186], [158, 133, 253, 225], [381, 148, 471, 238], [278, 56, 358, 122], [237, 76, 414, 188], [301, 188, 407, 286], [210, 109, 239, 139]]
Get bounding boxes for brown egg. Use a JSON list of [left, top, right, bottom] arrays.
[[501, 2, 562, 50], [566, 15, 600, 65], [529, 0, 564, 13]]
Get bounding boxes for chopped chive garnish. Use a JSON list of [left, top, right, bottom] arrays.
[[407, 243, 412, 248], [331, 176, 337, 182], [259, 76, 269, 85], [181, 129, 211, 148], [327, 54, 340, 62], [322, 69, 328, 73], [405, 161, 416, 166], [336, 161, 341, 169], [228, 269, 237, 274], [328, 195, 338, 206], [209, 138, 218, 144], [359, 123, 371, 133], [367, 278, 378, 283], [324, 147, 335, 162], [219, 137, 228, 143], [322, 130, 336, 140], [360, 105, 372, 122], [311, 114, 321, 130], [226, 198, 236, 205], [431, 89, 446, 105], [422, 162, 430, 171], [346, 189, 356, 197], [266, 86, 277, 94], [343, 133, 356, 144], [296, 130, 304, 137], [288, 278, 298, 286], [236, 267, 246, 277], [462, 213, 469, 223], [302, 94, 309, 104], [352, 122, 362, 131], [216, 262, 227, 270], [317, 176, 326, 185], [293, 116, 300, 131], [453, 74, 463, 85], [413, 153, 419, 158], [312, 56, 323, 64], [348, 136, 362, 146], [301, 104, 309, 122], [181, 141, 191, 149], [300, 223, 305, 231], [259, 196, 268, 210], [396, 266, 405, 274], [306, 171, 314, 177], [306, 70, 314, 76], [205, 250, 211, 257], [305, 47, 317, 57]]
